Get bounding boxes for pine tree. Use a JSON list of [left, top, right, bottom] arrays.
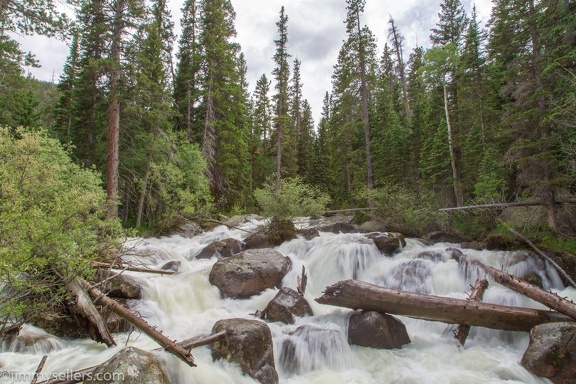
[[297, 99, 315, 183], [388, 15, 411, 118], [252, 73, 273, 187], [53, 29, 80, 141], [430, 0, 468, 47]]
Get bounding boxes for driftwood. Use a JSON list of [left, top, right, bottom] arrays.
[[454, 279, 489, 346], [450, 248, 576, 321], [297, 266, 308, 295], [496, 219, 576, 288], [439, 200, 576, 212], [79, 279, 195, 367], [36, 332, 226, 384], [65, 278, 116, 347], [93, 261, 176, 275], [30, 355, 48, 384], [315, 279, 573, 332]]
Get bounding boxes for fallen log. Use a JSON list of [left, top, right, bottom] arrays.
[[450, 248, 576, 321], [93, 261, 176, 275], [65, 277, 116, 347], [315, 279, 573, 332], [36, 332, 226, 384], [454, 279, 488, 346], [79, 279, 195, 367]]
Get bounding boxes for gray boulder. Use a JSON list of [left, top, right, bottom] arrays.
[[208, 249, 292, 298], [160, 260, 181, 271], [348, 311, 411, 349], [171, 221, 202, 238], [84, 347, 170, 384], [366, 232, 406, 255], [521, 322, 576, 384], [97, 270, 142, 300], [211, 318, 278, 384], [196, 238, 243, 259], [259, 287, 313, 324]]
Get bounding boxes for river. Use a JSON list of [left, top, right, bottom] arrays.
[[2, 217, 574, 383]]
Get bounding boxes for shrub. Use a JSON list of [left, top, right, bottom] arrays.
[[0, 127, 123, 329], [254, 177, 330, 220]]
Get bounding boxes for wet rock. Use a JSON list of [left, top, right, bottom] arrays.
[[522, 272, 544, 288], [208, 249, 292, 299], [366, 233, 406, 255], [171, 221, 202, 238], [359, 220, 388, 233], [244, 219, 297, 249], [416, 251, 445, 262], [212, 318, 278, 384], [259, 287, 313, 324], [224, 214, 263, 228], [84, 347, 170, 384], [521, 322, 576, 384], [160, 260, 181, 271], [103, 311, 133, 334], [388, 259, 432, 294], [348, 311, 411, 349], [196, 238, 243, 259], [460, 241, 486, 251], [296, 228, 320, 240], [1, 325, 63, 353], [317, 222, 357, 234], [97, 270, 142, 300], [421, 231, 466, 244]]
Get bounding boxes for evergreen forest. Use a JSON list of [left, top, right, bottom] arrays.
[[1, 0, 575, 239]]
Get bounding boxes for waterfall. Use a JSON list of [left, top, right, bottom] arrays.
[[0, 218, 568, 383]]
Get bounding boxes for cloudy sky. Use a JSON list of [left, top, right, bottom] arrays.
[[15, 0, 493, 123]]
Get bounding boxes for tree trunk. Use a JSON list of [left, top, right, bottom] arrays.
[[389, 16, 411, 118], [443, 83, 463, 207], [450, 248, 576, 320], [315, 279, 573, 332], [92, 261, 176, 275], [106, 0, 125, 218], [135, 159, 151, 229], [454, 278, 488, 346], [79, 279, 196, 366], [65, 277, 116, 347]]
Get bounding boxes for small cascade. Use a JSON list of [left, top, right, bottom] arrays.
[[0, 218, 567, 383]]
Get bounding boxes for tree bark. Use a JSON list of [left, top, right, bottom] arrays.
[[92, 261, 176, 275], [106, 0, 125, 218], [135, 159, 151, 229], [36, 332, 226, 384], [315, 279, 573, 332], [79, 279, 195, 367], [65, 277, 116, 347], [443, 83, 463, 207], [454, 278, 488, 346], [450, 248, 576, 320]]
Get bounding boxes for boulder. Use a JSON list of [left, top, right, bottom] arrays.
[[208, 249, 292, 299], [211, 318, 278, 384], [97, 270, 142, 300], [366, 232, 406, 255], [1, 325, 63, 353], [84, 347, 170, 384], [259, 287, 314, 324], [224, 214, 263, 228], [196, 238, 243, 259], [296, 228, 320, 240], [416, 250, 444, 262], [359, 220, 389, 233], [160, 260, 181, 272], [348, 311, 411, 349], [317, 222, 357, 234], [171, 221, 202, 238], [244, 219, 297, 249], [521, 322, 576, 384], [421, 231, 466, 244]]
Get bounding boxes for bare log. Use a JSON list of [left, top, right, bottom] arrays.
[[297, 266, 308, 295], [454, 279, 489, 346], [439, 200, 576, 212], [315, 279, 573, 332], [79, 279, 195, 367], [30, 355, 48, 384], [92, 261, 176, 275], [36, 332, 225, 384], [65, 278, 116, 347], [450, 248, 576, 321], [496, 219, 576, 288]]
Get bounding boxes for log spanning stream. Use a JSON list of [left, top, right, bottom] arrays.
[[2, 218, 576, 383]]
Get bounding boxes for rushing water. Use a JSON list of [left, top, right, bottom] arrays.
[[2, 218, 575, 384]]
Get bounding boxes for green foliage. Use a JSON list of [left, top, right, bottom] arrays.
[[0, 127, 123, 325], [254, 177, 330, 220], [358, 184, 444, 236]]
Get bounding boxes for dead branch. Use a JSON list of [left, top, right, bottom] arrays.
[[92, 261, 176, 275], [454, 279, 489, 346]]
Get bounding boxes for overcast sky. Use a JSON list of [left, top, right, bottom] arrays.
[[15, 0, 493, 124]]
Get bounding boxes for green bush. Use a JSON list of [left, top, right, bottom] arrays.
[[254, 177, 331, 220], [358, 185, 444, 236], [0, 127, 123, 328]]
